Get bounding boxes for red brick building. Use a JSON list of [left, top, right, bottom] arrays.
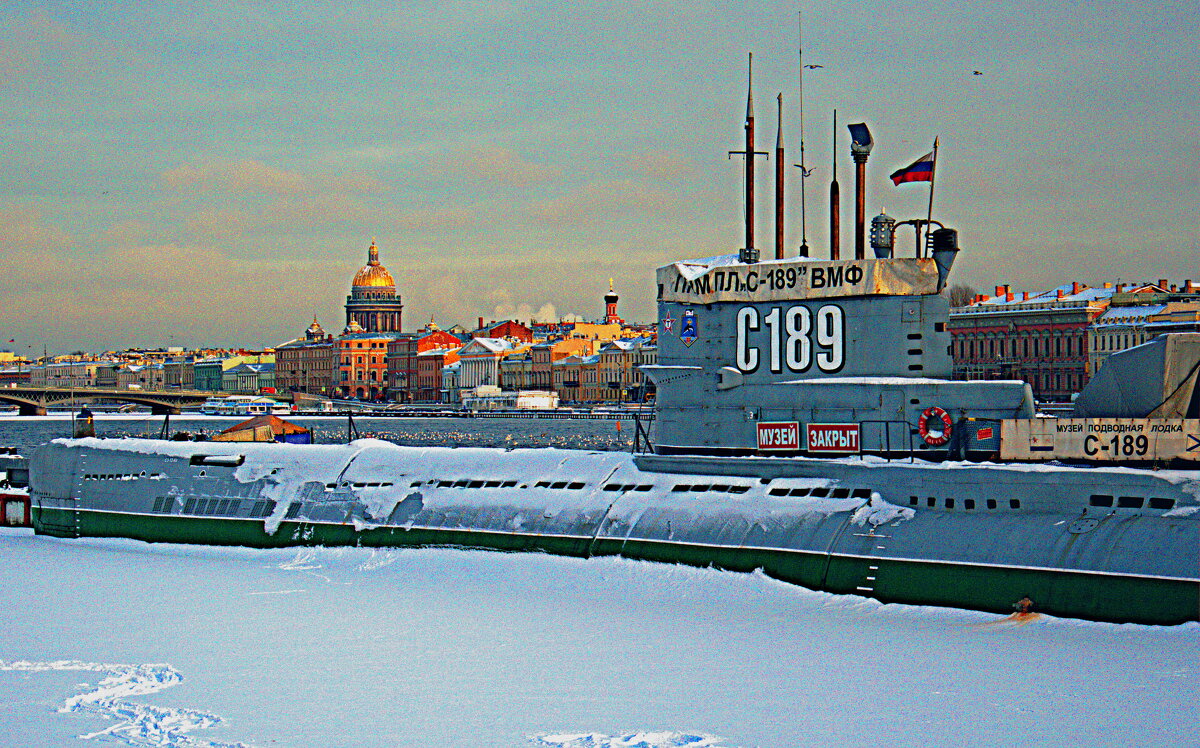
[[471, 319, 533, 343], [386, 329, 464, 402], [949, 282, 1114, 403], [336, 321, 395, 400], [275, 319, 335, 396]]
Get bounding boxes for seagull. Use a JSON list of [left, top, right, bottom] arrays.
[[973, 70, 983, 75], [804, 64, 823, 69]]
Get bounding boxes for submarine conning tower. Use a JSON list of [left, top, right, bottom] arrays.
[[645, 231, 1035, 457]]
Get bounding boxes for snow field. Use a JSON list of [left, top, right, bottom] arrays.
[[0, 528, 1195, 747]]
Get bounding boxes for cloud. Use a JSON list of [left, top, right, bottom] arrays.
[[625, 151, 694, 181], [527, 180, 680, 226], [0, 205, 71, 251], [393, 207, 479, 232], [434, 146, 559, 187], [262, 194, 374, 228], [161, 159, 383, 195], [162, 160, 310, 195], [183, 209, 249, 244], [0, 7, 146, 88], [99, 220, 152, 247]]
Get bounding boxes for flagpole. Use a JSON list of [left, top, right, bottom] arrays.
[[923, 136, 939, 257]]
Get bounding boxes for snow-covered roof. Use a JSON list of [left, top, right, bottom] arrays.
[[458, 337, 515, 356], [1093, 304, 1168, 327]]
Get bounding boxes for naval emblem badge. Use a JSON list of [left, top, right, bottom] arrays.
[[680, 309, 698, 347], [662, 314, 675, 334]]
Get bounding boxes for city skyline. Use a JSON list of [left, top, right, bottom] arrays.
[[2, 1, 1196, 352]]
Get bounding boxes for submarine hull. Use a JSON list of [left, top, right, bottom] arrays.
[[29, 438, 1200, 625]]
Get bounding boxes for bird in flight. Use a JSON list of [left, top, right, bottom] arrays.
[[972, 70, 983, 75], [804, 64, 823, 69]]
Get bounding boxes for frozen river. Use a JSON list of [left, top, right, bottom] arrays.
[[0, 529, 1195, 747], [0, 413, 637, 456], [1, 415, 1196, 746]]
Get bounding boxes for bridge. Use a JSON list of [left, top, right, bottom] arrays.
[[0, 387, 215, 416]]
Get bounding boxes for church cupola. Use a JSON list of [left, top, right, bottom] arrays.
[[604, 278, 622, 325]]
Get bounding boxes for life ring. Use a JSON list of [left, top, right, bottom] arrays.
[[918, 406, 953, 446]]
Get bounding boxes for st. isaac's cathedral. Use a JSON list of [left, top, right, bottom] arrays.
[[344, 239, 403, 333]]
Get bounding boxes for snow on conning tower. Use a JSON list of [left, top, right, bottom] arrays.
[[644, 81, 1034, 457]]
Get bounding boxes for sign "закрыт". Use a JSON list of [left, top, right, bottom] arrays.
[[658, 257, 940, 304]]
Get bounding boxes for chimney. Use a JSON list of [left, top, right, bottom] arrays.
[[994, 285, 1004, 297], [830, 110, 840, 261], [1006, 292, 1014, 302], [848, 122, 874, 260], [1023, 291, 1030, 300], [1072, 282, 1082, 295], [1057, 289, 1065, 300], [478, 316, 484, 330], [1187, 279, 1195, 291], [1158, 278, 1168, 289], [1103, 282, 1113, 289]]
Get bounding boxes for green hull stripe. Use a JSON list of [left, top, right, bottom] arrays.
[[33, 506, 1200, 625]]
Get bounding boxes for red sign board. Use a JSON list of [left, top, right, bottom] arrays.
[[976, 426, 994, 441], [806, 423, 860, 453], [757, 421, 800, 451]]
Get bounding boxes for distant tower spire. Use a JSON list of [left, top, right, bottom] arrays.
[[367, 238, 380, 266], [604, 279, 620, 325]]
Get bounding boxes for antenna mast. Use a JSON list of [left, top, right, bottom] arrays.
[[796, 10, 810, 257], [775, 93, 785, 260], [729, 52, 767, 264]]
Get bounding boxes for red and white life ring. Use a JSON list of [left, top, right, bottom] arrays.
[[918, 406, 953, 446]]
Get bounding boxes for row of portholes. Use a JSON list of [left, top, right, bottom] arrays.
[[909, 495, 1019, 510], [769, 486, 871, 499], [83, 472, 165, 481], [1089, 494, 1175, 510]]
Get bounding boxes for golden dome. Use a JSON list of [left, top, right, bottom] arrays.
[[352, 240, 396, 288]]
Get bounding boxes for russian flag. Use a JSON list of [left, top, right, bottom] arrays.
[[890, 152, 935, 185]]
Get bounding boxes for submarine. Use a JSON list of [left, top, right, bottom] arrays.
[[22, 80, 1200, 626]]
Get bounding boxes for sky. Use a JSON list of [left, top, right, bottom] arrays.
[[1, 1, 1197, 353]]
